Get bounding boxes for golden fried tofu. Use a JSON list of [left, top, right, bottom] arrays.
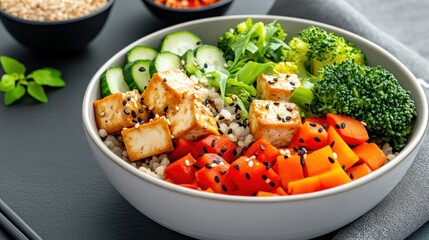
[[256, 74, 301, 101], [121, 118, 174, 161], [167, 93, 219, 141], [248, 100, 302, 148], [142, 69, 194, 116], [94, 90, 149, 135]]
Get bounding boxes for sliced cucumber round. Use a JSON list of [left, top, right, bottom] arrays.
[[124, 60, 152, 92], [100, 67, 129, 97], [153, 52, 183, 73], [125, 46, 158, 64], [161, 31, 202, 56], [195, 45, 226, 73]]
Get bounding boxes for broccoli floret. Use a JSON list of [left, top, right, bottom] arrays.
[[217, 18, 288, 65], [274, 62, 298, 74], [310, 59, 416, 150], [284, 26, 366, 77]]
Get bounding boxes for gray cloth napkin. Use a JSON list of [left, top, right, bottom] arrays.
[[269, 0, 429, 239]]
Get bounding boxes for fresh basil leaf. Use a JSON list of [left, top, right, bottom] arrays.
[[0, 56, 26, 75], [0, 74, 18, 92], [27, 82, 48, 103], [4, 84, 25, 106], [30, 69, 65, 87]]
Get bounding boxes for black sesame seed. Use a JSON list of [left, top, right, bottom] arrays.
[[124, 109, 130, 115], [211, 140, 216, 147], [286, 116, 292, 121], [213, 112, 218, 117], [277, 114, 282, 121], [330, 141, 335, 148], [286, 107, 293, 112], [139, 109, 144, 113], [269, 182, 275, 187], [298, 149, 305, 156], [314, 137, 321, 142], [132, 119, 138, 123], [309, 122, 317, 127], [350, 172, 355, 179], [218, 130, 224, 135], [227, 128, 233, 134], [203, 146, 208, 153], [131, 110, 137, 118], [122, 100, 127, 106], [335, 124, 341, 129], [234, 164, 240, 170], [273, 77, 278, 82], [140, 97, 144, 103], [318, 127, 324, 133], [193, 164, 201, 170], [214, 175, 220, 183], [290, 81, 296, 86], [274, 102, 280, 105], [163, 106, 169, 112], [328, 157, 335, 163], [281, 118, 286, 123], [300, 156, 305, 166], [138, 117, 143, 123], [203, 63, 208, 69], [341, 122, 347, 129], [293, 147, 299, 152], [216, 121, 220, 129], [163, 78, 167, 82], [219, 116, 225, 120], [221, 147, 227, 153], [204, 99, 210, 106], [263, 162, 271, 170], [261, 174, 267, 180], [213, 158, 221, 164], [342, 165, 346, 170], [218, 151, 224, 157], [242, 121, 248, 128], [138, 66, 146, 72], [245, 172, 251, 180], [268, 80, 275, 84], [260, 145, 265, 151], [235, 113, 241, 120], [299, 138, 304, 143], [247, 96, 253, 102], [233, 149, 238, 156], [205, 164, 212, 169], [197, 152, 203, 157], [220, 170, 227, 175], [196, 41, 201, 45], [127, 96, 131, 101], [221, 184, 228, 192], [265, 104, 270, 109]]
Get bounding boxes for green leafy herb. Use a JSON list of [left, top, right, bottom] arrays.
[[0, 56, 65, 106]]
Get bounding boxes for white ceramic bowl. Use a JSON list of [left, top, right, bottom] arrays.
[[82, 15, 428, 239]]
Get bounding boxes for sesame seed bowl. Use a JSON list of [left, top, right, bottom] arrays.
[[82, 15, 428, 240], [0, 0, 115, 53]]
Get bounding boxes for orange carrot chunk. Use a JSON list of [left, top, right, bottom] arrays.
[[195, 163, 237, 194], [244, 138, 280, 166], [318, 167, 352, 190], [288, 176, 322, 195], [346, 163, 372, 180], [303, 145, 341, 177], [303, 117, 328, 129], [326, 113, 369, 146], [288, 121, 328, 150], [276, 155, 305, 189], [271, 186, 288, 196], [327, 126, 360, 170], [352, 142, 387, 171]]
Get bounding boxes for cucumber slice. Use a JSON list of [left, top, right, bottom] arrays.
[[100, 67, 129, 97], [125, 46, 158, 64], [161, 31, 202, 56], [182, 49, 199, 75], [124, 60, 152, 92], [195, 45, 226, 73], [153, 52, 183, 73]]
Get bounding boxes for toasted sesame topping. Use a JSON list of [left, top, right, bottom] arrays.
[[309, 122, 317, 127], [138, 109, 144, 113], [245, 172, 251, 180], [214, 175, 220, 183], [122, 100, 127, 106], [314, 137, 321, 142], [260, 144, 265, 151], [328, 156, 335, 163], [290, 81, 296, 86], [138, 67, 146, 72], [248, 160, 254, 167], [318, 127, 324, 133], [163, 78, 167, 82], [211, 139, 216, 147], [350, 173, 355, 179], [131, 110, 137, 118], [149, 106, 154, 111], [99, 111, 106, 117], [234, 164, 240, 170], [221, 184, 228, 192], [341, 122, 347, 129], [184, 159, 190, 166], [203, 146, 208, 153], [124, 109, 130, 115], [335, 124, 341, 129], [193, 163, 201, 170], [299, 138, 304, 143], [261, 174, 267, 180], [330, 141, 335, 148], [333, 152, 338, 159]]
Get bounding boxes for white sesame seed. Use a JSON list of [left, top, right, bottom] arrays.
[[248, 160, 254, 167], [265, 179, 271, 183], [175, 106, 180, 111], [134, 123, 140, 128], [279, 149, 286, 155], [333, 152, 338, 159], [211, 163, 218, 168], [149, 106, 154, 111], [184, 159, 190, 166], [99, 111, 106, 117], [249, 155, 256, 160]]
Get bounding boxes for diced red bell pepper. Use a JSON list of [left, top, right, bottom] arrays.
[[244, 138, 279, 166], [229, 156, 281, 194], [197, 153, 228, 169], [195, 163, 237, 194], [165, 153, 199, 184], [169, 138, 193, 161], [191, 135, 238, 163]]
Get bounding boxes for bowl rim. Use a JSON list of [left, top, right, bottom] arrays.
[[0, 0, 115, 25], [82, 14, 429, 203], [142, 0, 233, 13]]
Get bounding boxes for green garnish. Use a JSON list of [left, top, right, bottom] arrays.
[[0, 56, 65, 106]]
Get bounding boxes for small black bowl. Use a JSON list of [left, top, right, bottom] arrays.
[[0, 0, 115, 53], [142, 0, 233, 24]]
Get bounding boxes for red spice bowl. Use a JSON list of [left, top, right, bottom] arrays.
[[82, 15, 428, 239], [142, 0, 233, 23]]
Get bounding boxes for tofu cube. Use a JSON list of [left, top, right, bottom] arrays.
[[94, 90, 149, 135], [121, 118, 174, 161], [248, 100, 302, 148], [256, 74, 301, 101], [142, 69, 194, 116], [167, 93, 219, 141]]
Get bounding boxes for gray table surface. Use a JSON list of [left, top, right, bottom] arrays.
[[0, 0, 427, 239]]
